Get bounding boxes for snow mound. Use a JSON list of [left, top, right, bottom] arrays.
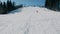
[[0, 7, 60, 34]]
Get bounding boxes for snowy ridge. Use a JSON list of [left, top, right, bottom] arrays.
[[0, 7, 60, 34]]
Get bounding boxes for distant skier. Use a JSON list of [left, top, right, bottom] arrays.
[[36, 10, 38, 13]]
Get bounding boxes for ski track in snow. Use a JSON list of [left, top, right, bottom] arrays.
[[0, 7, 60, 34]]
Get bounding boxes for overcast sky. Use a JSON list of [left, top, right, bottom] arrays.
[[0, 0, 45, 6]]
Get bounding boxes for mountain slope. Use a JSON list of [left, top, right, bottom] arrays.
[[0, 7, 60, 34]]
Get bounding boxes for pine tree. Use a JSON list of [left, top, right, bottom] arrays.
[[3, 2, 6, 8], [0, 1, 2, 6], [0, 1, 4, 14]]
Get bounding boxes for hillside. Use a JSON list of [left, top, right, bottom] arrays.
[[0, 7, 60, 34]]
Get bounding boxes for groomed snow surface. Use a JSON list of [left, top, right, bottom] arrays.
[[0, 7, 60, 34]]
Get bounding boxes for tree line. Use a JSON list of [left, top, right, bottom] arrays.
[[45, 0, 60, 11], [0, 0, 23, 14]]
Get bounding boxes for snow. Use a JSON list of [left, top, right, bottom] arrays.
[[0, 7, 60, 34]]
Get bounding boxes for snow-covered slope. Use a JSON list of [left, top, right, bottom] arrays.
[[0, 7, 60, 34]]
